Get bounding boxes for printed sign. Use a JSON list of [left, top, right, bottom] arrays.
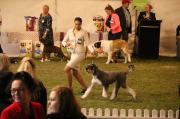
[[19, 40, 33, 57], [133, 0, 147, 11]]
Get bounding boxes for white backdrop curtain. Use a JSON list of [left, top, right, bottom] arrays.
[[0, 0, 180, 56]]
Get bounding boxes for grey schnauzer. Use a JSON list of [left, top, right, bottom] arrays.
[[81, 64, 136, 100]]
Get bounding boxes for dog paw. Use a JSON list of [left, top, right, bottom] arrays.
[[81, 95, 87, 99], [110, 93, 116, 100], [130, 97, 137, 102], [124, 60, 127, 63], [110, 96, 115, 100], [105, 62, 110, 64], [102, 94, 108, 98], [132, 95, 136, 100]]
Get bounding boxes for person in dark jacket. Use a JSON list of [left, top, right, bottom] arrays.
[[47, 86, 87, 119], [138, 4, 156, 23], [115, 0, 132, 41], [17, 57, 47, 113], [38, 5, 68, 62], [0, 54, 13, 115], [136, 4, 156, 37]]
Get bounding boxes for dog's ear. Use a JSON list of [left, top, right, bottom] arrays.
[[85, 65, 88, 70], [94, 42, 101, 48]]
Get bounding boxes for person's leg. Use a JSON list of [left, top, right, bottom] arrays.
[[45, 53, 50, 61], [46, 46, 53, 61], [122, 30, 128, 41], [110, 33, 122, 62], [72, 69, 87, 91], [41, 46, 46, 62], [111, 52, 118, 63], [64, 65, 73, 89]]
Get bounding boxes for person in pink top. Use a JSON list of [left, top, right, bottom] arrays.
[[104, 4, 122, 40]]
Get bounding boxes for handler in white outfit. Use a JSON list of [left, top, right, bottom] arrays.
[[62, 17, 91, 93]]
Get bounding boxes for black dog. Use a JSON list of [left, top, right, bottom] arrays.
[[81, 64, 136, 100]]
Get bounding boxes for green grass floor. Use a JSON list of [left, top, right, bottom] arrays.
[[10, 56, 180, 110]]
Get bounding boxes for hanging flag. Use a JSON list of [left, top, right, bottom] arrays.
[[132, 0, 147, 11]]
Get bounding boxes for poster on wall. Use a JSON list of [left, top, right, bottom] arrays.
[[133, 0, 147, 11], [34, 41, 43, 58], [19, 40, 33, 57]]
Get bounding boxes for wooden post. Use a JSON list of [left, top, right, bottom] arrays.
[[132, 9, 138, 55]]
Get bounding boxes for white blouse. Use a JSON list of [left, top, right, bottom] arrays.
[[62, 28, 90, 53]]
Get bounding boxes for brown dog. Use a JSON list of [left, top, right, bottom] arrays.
[[94, 39, 131, 64]]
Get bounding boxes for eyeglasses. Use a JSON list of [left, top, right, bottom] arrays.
[[75, 22, 81, 26], [11, 87, 25, 94], [75, 23, 81, 26]]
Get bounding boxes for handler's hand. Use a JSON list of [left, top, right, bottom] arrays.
[[42, 34, 46, 39], [106, 27, 111, 32]]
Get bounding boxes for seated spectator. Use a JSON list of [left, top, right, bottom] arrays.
[[0, 71, 45, 119], [47, 86, 87, 119], [17, 57, 47, 113], [0, 54, 13, 115]]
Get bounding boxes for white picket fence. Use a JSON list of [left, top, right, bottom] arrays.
[[81, 108, 179, 119]]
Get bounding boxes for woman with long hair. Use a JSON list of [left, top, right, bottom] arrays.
[[104, 4, 122, 40], [47, 86, 87, 119], [17, 57, 47, 113], [0, 71, 45, 119]]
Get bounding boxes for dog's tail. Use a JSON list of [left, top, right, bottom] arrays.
[[125, 64, 135, 75]]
